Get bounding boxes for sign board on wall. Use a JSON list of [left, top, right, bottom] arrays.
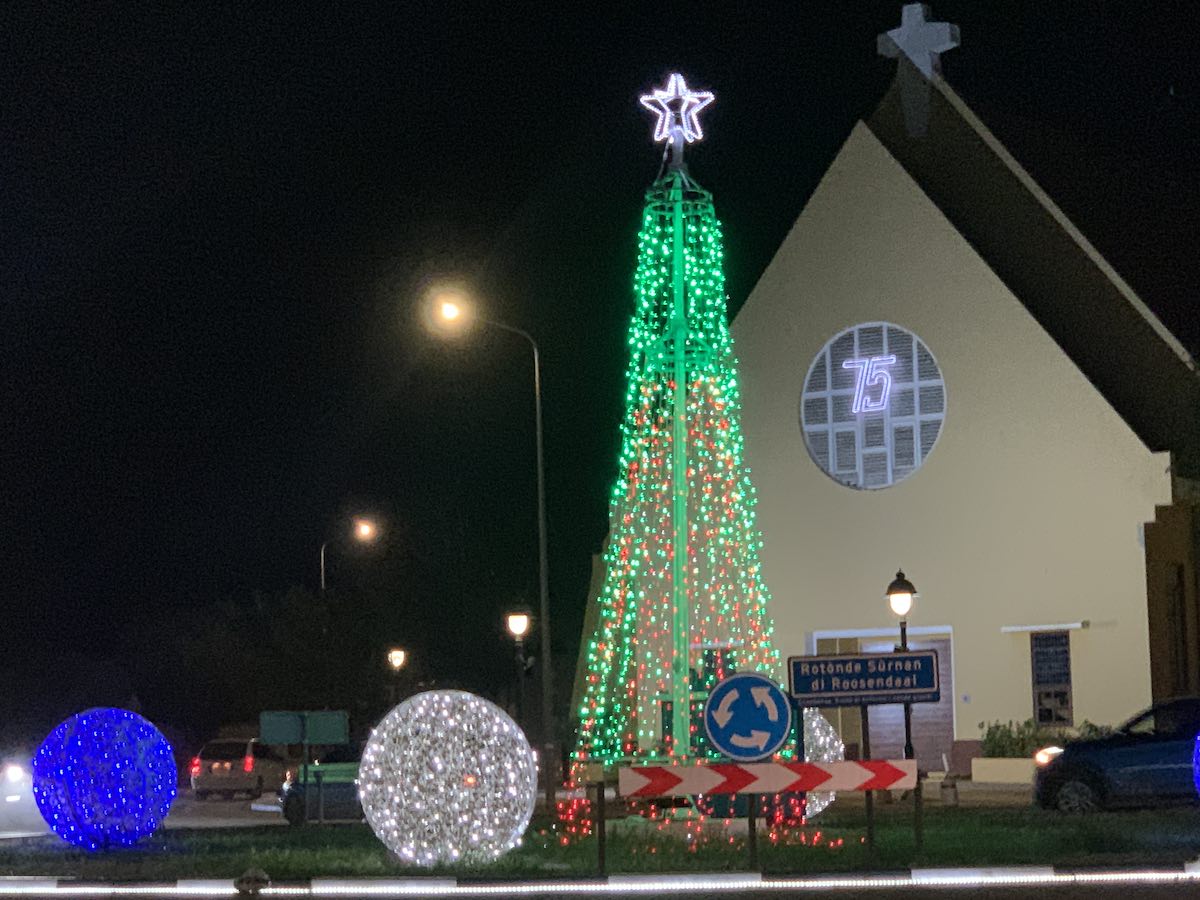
[[788, 650, 940, 707]]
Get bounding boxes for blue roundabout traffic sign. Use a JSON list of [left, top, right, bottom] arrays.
[[702, 672, 793, 761]]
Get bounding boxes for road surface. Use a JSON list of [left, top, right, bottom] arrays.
[[0, 789, 281, 839]]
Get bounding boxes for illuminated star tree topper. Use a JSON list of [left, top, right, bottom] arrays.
[[639, 72, 714, 167]]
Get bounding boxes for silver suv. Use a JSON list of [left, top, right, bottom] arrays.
[[190, 738, 288, 800]]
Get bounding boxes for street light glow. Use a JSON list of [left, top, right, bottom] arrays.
[[506, 611, 531, 640], [321, 516, 380, 592], [885, 569, 918, 619], [888, 590, 914, 618], [386, 648, 407, 671], [427, 287, 474, 335]]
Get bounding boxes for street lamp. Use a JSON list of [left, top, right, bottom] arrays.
[[886, 569, 921, 846], [320, 516, 379, 592], [505, 610, 532, 642], [886, 570, 917, 623], [506, 609, 533, 734], [885, 570, 918, 764], [385, 647, 408, 706], [429, 288, 556, 812]]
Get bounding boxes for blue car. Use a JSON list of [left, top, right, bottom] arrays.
[[1034, 697, 1200, 812], [278, 744, 362, 825]]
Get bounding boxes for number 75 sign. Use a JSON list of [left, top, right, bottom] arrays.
[[842, 355, 897, 413]]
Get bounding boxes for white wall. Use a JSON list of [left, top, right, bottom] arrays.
[[732, 123, 1171, 738]]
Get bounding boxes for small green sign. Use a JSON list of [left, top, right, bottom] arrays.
[[260, 710, 349, 746]]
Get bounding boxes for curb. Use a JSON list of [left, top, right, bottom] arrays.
[[3, 863, 1200, 896]]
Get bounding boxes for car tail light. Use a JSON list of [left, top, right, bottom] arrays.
[[189, 756, 201, 778], [243, 754, 255, 774]]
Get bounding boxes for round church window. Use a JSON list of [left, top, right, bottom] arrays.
[[799, 322, 946, 490]]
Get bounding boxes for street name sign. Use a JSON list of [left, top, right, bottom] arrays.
[[788, 650, 940, 707], [702, 673, 793, 761], [618, 760, 916, 797]]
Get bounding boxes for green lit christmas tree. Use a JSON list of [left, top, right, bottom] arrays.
[[571, 75, 842, 812]]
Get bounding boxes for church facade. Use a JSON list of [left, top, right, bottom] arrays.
[[732, 67, 1198, 771]]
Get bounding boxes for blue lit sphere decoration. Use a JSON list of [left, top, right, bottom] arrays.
[[1194, 733, 1200, 800], [32, 708, 177, 850]]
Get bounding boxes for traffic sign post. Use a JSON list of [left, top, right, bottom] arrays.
[[702, 673, 793, 762], [618, 757, 915, 869], [787, 651, 940, 855], [260, 710, 349, 823], [702, 672, 793, 857], [618, 760, 917, 796], [861, 705, 874, 852]]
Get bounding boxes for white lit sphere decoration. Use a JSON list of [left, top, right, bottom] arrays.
[[358, 690, 537, 867], [802, 707, 845, 817]]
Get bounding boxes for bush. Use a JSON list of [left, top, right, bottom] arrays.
[[978, 718, 1114, 757], [1074, 720, 1114, 740], [978, 719, 1065, 758]]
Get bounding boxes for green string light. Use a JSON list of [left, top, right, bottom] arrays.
[[571, 171, 842, 792]]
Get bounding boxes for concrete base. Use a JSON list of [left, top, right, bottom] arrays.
[[971, 757, 1036, 784]]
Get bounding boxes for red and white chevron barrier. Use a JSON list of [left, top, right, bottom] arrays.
[[618, 760, 916, 797]]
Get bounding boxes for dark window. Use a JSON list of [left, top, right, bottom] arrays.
[[1031, 631, 1073, 726], [1123, 703, 1200, 739], [1155, 701, 1200, 739], [1124, 711, 1156, 737]]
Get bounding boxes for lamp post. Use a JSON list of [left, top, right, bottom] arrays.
[[885, 568, 922, 849], [430, 291, 556, 812], [320, 516, 379, 592], [386, 647, 408, 705], [313, 516, 380, 710], [505, 610, 532, 733]]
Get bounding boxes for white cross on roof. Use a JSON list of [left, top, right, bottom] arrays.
[[878, 3, 960, 79]]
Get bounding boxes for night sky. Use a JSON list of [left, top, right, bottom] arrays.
[[3, 2, 1197, 737]]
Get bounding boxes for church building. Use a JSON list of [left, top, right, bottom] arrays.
[[731, 7, 1200, 771]]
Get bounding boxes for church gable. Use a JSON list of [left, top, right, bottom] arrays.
[[733, 119, 1161, 497], [728, 110, 1173, 736], [638, 1, 1200, 766], [865, 72, 1200, 474]]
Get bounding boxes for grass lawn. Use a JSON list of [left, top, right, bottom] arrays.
[[0, 803, 1198, 881]]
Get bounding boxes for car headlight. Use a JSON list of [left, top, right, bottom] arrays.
[[3, 764, 26, 784], [1034, 745, 1064, 767]]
